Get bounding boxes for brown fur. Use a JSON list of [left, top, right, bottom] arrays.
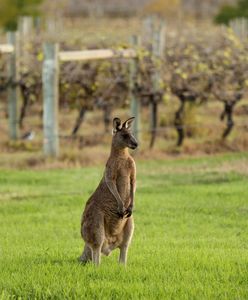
[[80, 117, 138, 266]]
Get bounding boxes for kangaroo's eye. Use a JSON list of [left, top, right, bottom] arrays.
[[122, 134, 129, 139]]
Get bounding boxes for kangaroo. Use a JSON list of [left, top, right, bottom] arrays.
[[80, 117, 138, 266]]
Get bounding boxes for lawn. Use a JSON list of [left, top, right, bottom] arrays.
[[0, 152, 248, 299]]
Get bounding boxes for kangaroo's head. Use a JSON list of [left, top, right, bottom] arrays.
[[112, 117, 138, 150]]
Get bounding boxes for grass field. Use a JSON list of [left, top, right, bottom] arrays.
[[0, 152, 248, 299]]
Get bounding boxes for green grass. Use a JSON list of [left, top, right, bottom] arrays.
[[0, 153, 248, 299]]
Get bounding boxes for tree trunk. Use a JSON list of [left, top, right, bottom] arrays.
[[222, 103, 234, 139], [174, 100, 185, 146], [19, 86, 29, 129], [103, 104, 112, 133], [150, 101, 158, 149], [71, 106, 87, 136]]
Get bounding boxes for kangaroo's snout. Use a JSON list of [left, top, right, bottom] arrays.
[[129, 137, 138, 150], [130, 143, 138, 150]]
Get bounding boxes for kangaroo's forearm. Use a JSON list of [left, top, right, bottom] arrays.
[[104, 176, 123, 207], [130, 181, 136, 208]]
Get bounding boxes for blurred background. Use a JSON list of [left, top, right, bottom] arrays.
[[0, 0, 248, 169]]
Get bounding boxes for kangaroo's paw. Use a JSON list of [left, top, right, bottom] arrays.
[[124, 206, 133, 218], [117, 205, 125, 218]]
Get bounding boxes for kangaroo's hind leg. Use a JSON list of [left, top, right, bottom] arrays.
[[82, 213, 105, 266], [119, 217, 134, 265]]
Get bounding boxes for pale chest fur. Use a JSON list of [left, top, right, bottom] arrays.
[[115, 157, 135, 205]]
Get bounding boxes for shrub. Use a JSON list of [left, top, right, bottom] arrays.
[[214, 0, 248, 25]]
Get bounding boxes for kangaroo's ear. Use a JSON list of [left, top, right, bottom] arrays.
[[112, 118, 122, 134], [123, 117, 135, 130]]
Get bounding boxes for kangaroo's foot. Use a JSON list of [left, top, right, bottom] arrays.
[[78, 256, 90, 265], [79, 244, 92, 264]]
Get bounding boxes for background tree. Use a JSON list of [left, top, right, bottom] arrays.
[[215, 0, 248, 25], [0, 0, 43, 30]]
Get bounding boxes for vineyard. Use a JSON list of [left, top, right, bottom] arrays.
[[0, 17, 248, 167]]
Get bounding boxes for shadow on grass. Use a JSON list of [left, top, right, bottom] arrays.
[[192, 176, 233, 185], [145, 171, 242, 187], [32, 257, 80, 266]]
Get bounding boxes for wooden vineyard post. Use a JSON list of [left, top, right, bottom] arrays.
[[7, 31, 19, 140], [142, 16, 154, 50], [129, 35, 140, 142], [150, 19, 166, 149], [42, 43, 59, 157], [18, 16, 33, 37]]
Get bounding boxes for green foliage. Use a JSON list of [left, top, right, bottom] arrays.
[[0, 154, 248, 298], [214, 0, 248, 25], [0, 0, 43, 30], [238, 0, 248, 11], [214, 5, 241, 25]]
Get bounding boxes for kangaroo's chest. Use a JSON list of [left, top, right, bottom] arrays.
[[116, 160, 131, 199]]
